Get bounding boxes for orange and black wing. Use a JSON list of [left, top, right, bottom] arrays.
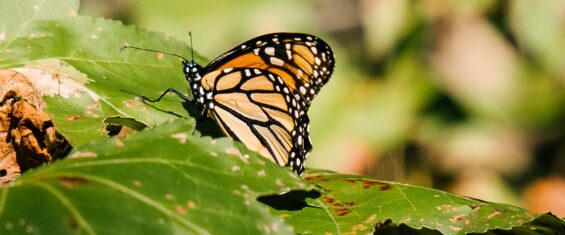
[[204, 33, 335, 110], [201, 67, 311, 174]]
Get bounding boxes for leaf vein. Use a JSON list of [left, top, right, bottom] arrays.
[[35, 182, 96, 235]]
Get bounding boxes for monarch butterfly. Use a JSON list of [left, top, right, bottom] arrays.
[[123, 33, 335, 175]]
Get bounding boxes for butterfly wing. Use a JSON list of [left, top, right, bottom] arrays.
[[203, 33, 335, 110], [202, 67, 311, 174]]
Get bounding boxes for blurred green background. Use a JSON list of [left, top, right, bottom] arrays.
[[79, 0, 565, 216]]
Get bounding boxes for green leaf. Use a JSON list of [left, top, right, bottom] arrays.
[[261, 171, 564, 235], [0, 0, 78, 49], [0, 119, 309, 235], [1, 0, 203, 144], [44, 93, 112, 146]]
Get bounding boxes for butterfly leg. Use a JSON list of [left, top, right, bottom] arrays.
[[141, 88, 192, 103]]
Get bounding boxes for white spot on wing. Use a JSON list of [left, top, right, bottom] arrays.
[[270, 57, 284, 66], [297, 69, 303, 78], [265, 47, 275, 56]]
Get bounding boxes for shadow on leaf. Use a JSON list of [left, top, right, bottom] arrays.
[[257, 190, 322, 211]]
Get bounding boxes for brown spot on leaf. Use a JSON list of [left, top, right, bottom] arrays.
[[171, 133, 187, 144], [364, 214, 377, 223], [449, 213, 465, 223], [225, 147, 242, 157], [156, 53, 164, 60], [114, 138, 124, 147], [334, 208, 351, 216], [351, 223, 368, 232], [322, 195, 354, 216], [379, 184, 391, 191], [84, 102, 100, 117], [225, 147, 250, 164], [322, 196, 335, 204], [363, 180, 379, 189], [69, 151, 97, 158], [58, 176, 88, 189], [69, 218, 79, 230], [176, 205, 186, 215], [360, 179, 392, 190], [487, 210, 503, 219], [66, 114, 82, 121], [187, 200, 197, 209], [123, 98, 148, 113]]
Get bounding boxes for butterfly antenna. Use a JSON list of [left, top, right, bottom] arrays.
[[188, 31, 195, 62], [120, 45, 188, 61]]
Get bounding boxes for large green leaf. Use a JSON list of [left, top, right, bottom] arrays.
[[0, 119, 309, 234], [1, 0, 202, 147], [260, 171, 565, 235]]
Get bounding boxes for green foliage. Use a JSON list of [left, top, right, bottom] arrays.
[[1, 119, 303, 234], [266, 171, 563, 235], [0, 0, 563, 234]]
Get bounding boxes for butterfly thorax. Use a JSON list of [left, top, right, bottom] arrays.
[[182, 60, 215, 111]]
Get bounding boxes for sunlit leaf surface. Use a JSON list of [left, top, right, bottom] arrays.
[[262, 171, 564, 235], [0, 120, 308, 234]]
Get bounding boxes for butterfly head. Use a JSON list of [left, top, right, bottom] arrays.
[[182, 60, 203, 82]]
